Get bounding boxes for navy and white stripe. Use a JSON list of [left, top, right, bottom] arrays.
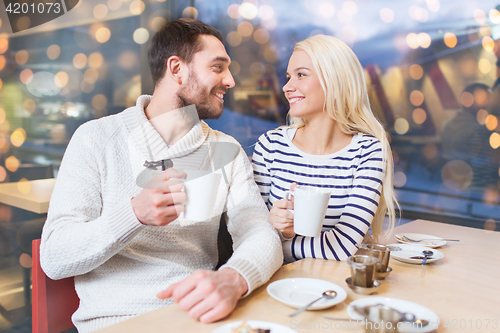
[[252, 127, 384, 263]]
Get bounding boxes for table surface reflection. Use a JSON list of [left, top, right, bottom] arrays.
[[0, 178, 55, 214]]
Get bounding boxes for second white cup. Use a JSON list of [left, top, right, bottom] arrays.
[[180, 170, 221, 222], [286, 185, 330, 237]]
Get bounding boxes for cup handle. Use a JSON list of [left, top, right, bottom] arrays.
[[284, 190, 294, 214]]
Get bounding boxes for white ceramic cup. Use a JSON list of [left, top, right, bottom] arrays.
[[285, 185, 330, 237], [180, 170, 221, 222]]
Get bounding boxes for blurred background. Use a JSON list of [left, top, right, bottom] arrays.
[[0, 0, 499, 331]]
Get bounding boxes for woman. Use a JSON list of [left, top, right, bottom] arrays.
[[252, 35, 398, 263]]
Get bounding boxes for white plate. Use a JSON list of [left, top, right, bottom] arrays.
[[267, 278, 347, 310], [395, 233, 446, 248], [211, 320, 297, 333], [388, 243, 444, 264], [347, 297, 440, 333]]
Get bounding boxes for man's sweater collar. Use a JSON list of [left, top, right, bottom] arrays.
[[121, 95, 211, 161]]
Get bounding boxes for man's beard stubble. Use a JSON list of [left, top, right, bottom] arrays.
[[177, 70, 224, 120]]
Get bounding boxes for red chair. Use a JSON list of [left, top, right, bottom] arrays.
[[32, 239, 80, 333]]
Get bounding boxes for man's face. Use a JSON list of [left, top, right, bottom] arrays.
[[177, 35, 235, 119]]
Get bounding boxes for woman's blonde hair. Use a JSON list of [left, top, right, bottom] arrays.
[[290, 35, 399, 243]]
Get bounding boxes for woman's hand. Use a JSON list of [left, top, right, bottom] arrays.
[[270, 183, 297, 239]]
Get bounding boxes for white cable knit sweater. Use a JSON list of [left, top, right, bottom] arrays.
[[40, 95, 283, 333]]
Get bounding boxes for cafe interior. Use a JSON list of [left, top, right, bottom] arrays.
[[0, 0, 499, 332]]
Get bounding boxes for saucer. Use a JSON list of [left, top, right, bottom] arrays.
[[211, 320, 297, 333], [395, 233, 446, 248], [347, 297, 440, 333], [388, 244, 444, 265], [345, 277, 380, 295], [375, 266, 392, 280], [267, 278, 347, 310]]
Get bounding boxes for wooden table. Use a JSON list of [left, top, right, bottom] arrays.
[[0, 178, 56, 213], [96, 220, 500, 332]]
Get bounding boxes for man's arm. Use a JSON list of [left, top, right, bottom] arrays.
[[40, 124, 186, 280]]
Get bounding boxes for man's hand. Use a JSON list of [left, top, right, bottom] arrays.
[[270, 182, 297, 238], [157, 268, 248, 323], [131, 168, 187, 226]]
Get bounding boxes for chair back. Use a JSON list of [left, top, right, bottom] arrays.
[[32, 239, 79, 333]]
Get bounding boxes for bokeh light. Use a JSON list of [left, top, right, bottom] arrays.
[[118, 51, 138, 70], [490, 9, 500, 24], [409, 64, 423, 80], [238, 21, 254, 37], [239, 2, 258, 20], [249, 62, 265, 77], [19, 253, 32, 268], [259, 5, 274, 20], [94, 27, 111, 43], [0, 108, 5, 123], [22, 99, 36, 114], [343, 1, 357, 16], [108, 0, 122, 11], [5, 156, 20, 172], [254, 29, 270, 44], [20, 69, 33, 84], [380, 8, 394, 23], [484, 219, 497, 231], [0, 166, 6, 182], [0, 37, 8, 54], [227, 4, 240, 19], [394, 118, 409, 135], [485, 115, 498, 131], [17, 178, 31, 194], [182, 6, 198, 18], [410, 90, 424, 106], [474, 9, 486, 23], [47, 44, 60, 60], [418, 33, 431, 48], [73, 53, 88, 69], [0, 55, 5, 71], [442, 160, 473, 190], [93, 4, 108, 19], [406, 33, 419, 49], [133, 28, 149, 44], [11, 128, 26, 147], [423, 143, 438, 159], [482, 37, 495, 52], [489, 132, 500, 149], [412, 108, 427, 124], [15, 50, 29, 65], [479, 24, 491, 38], [409, 5, 428, 22], [461, 91, 474, 108], [477, 109, 488, 125], [129, 0, 145, 15], [92, 94, 108, 110], [318, 2, 335, 18], [444, 32, 457, 48], [149, 17, 167, 32], [478, 58, 491, 74], [426, 0, 440, 12], [55, 71, 69, 88], [88, 52, 104, 68], [17, 16, 30, 31], [226, 31, 242, 47], [394, 171, 407, 187], [230, 61, 241, 76], [84, 68, 99, 84]]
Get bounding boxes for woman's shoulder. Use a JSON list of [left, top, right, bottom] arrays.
[[257, 126, 289, 144], [354, 133, 382, 149]]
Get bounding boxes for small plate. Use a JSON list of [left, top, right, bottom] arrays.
[[267, 278, 347, 310], [211, 320, 297, 333], [375, 266, 392, 280], [347, 297, 440, 333], [395, 233, 446, 248], [388, 243, 444, 265], [345, 277, 380, 295]]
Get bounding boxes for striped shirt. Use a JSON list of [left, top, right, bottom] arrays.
[[252, 127, 384, 263]]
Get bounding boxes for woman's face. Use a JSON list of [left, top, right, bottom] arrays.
[[283, 50, 325, 120]]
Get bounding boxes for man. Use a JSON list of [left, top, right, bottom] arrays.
[[40, 18, 282, 332]]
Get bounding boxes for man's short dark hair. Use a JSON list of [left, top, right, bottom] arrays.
[[147, 18, 224, 86]]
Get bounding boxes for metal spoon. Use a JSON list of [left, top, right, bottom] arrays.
[[289, 290, 337, 317], [421, 250, 433, 266]]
